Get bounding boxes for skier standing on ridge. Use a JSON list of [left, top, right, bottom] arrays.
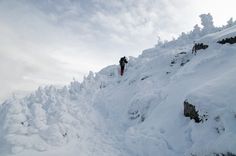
[[119, 56, 128, 76]]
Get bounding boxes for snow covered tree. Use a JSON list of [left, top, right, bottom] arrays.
[[193, 24, 201, 33], [191, 24, 201, 38], [227, 18, 233, 26], [179, 32, 188, 40], [155, 36, 164, 47], [225, 18, 236, 28], [199, 13, 215, 34]]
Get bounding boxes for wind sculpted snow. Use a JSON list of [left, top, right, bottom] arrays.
[[1, 20, 236, 156]]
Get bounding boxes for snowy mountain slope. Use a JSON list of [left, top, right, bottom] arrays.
[[200, 25, 236, 43], [1, 21, 236, 156], [125, 43, 236, 156]]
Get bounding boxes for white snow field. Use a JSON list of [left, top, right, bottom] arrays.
[[1, 16, 236, 156]]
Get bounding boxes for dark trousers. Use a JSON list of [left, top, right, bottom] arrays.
[[120, 66, 125, 76]]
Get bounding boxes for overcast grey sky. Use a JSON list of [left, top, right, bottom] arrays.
[[0, 0, 235, 101]]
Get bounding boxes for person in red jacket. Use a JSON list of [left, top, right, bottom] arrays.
[[119, 56, 128, 76]]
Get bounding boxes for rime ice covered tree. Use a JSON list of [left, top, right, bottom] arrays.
[[199, 13, 216, 34], [225, 18, 236, 28], [227, 18, 233, 26], [191, 24, 201, 39]]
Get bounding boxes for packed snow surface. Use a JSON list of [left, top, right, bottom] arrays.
[[1, 21, 236, 156]]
